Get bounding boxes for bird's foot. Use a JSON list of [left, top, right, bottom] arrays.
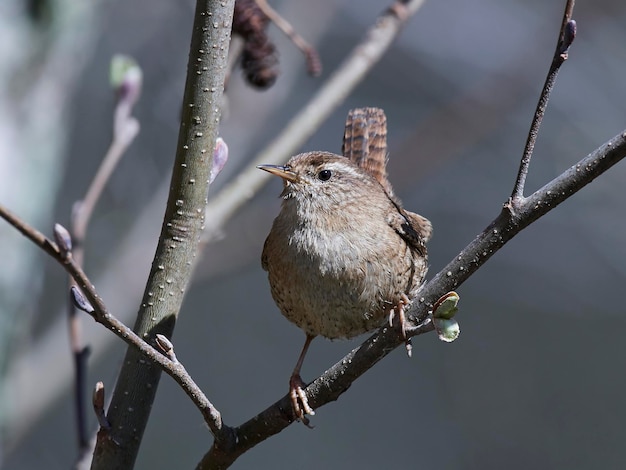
[[389, 293, 413, 357], [289, 373, 315, 427]]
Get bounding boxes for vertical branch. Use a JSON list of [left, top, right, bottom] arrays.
[[90, 1, 234, 468], [511, 0, 576, 199]]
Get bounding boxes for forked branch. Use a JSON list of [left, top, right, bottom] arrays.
[[198, 116, 626, 470], [511, 0, 576, 200]]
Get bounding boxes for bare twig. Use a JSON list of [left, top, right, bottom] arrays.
[[67, 56, 142, 455], [511, 0, 576, 199], [254, 0, 322, 76], [410, 131, 626, 327], [72, 56, 142, 247], [0, 205, 230, 442], [203, 0, 427, 243]]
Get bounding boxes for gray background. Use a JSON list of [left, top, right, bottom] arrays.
[[2, 0, 626, 468]]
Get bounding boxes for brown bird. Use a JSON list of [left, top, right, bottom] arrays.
[[258, 108, 432, 423]]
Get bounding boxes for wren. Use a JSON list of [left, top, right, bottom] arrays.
[[258, 108, 431, 423]]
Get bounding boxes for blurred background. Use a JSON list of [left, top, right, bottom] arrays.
[[2, 0, 626, 468]]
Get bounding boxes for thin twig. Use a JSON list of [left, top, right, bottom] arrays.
[[511, 0, 576, 199], [67, 56, 141, 455], [73, 56, 142, 247], [0, 205, 230, 443], [72, 134, 138, 247], [203, 0, 426, 243], [254, 0, 322, 76], [411, 130, 626, 326]]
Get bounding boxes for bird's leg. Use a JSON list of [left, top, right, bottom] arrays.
[[388, 293, 413, 357], [289, 334, 316, 425]]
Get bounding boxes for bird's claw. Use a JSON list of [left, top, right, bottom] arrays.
[[289, 374, 315, 427], [389, 293, 412, 356]]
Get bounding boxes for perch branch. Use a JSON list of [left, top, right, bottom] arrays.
[[198, 128, 626, 470], [196, 1, 626, 466]]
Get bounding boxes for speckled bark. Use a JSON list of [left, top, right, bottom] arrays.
[[90, 1, 234, 468]]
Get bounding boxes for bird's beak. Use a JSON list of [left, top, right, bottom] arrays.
[[257, 164, 299, 183]]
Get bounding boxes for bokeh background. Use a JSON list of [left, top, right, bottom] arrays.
[[2, 0, 626, 468]]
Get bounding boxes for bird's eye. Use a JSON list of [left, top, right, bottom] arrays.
[[317, 169, 332, 181]]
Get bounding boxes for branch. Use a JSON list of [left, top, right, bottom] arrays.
[[68, 55, 142, 457], [0, 206, 228, 443], [198, 128, 626, 469], [254, 0, 322, 76], [72, 56, 142, 248], [511, 0, 576, 199]]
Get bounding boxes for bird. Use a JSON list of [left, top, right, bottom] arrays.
[[258, 107, 431, 423]]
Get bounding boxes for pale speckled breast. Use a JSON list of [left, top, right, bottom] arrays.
[[262, 210, 428, 339]]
